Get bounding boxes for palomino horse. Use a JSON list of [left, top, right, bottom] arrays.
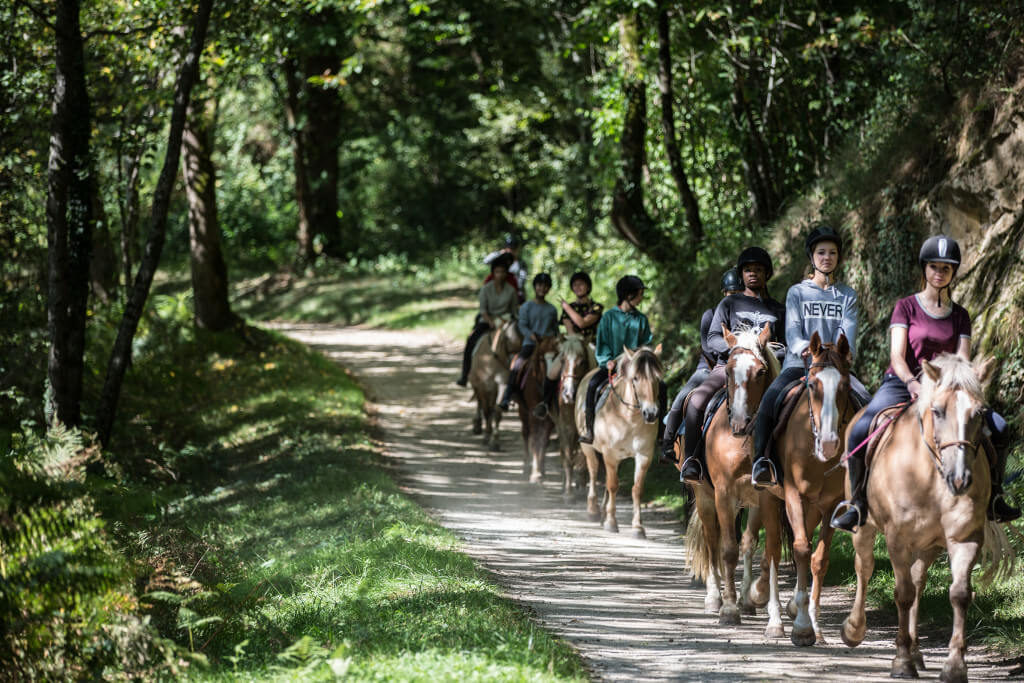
[[774, 331, 856, 646], [549, 334, 592, 497], [515, 335, 559, 483], [841, 353, 1015, 681], [574, 345, 663, 537], [685, 323, 789, 636], [468, 318, 521, 450]]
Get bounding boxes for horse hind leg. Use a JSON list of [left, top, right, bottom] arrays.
[[716, 498, 742, 625], [629, 452, 651, 538], [602, 453, 620, 533], [739, 508, 763, 614]]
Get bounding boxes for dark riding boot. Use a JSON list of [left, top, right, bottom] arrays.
[[661, 408, 683, 464], [534, 377, 557, 418], [986, 436, 1021, 523], [499, 360, 522, 411], [830, 456, 868, 532], [679, 435, 706, 482], [751, 418, 779, 488], [579, 381, 598, 444]]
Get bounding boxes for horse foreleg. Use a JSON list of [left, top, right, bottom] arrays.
[[841, 523, 876, 647], [888, 547, 919, 679], [809, 507, 832, 644], [716, 496, 742, 625], [785, 487, 814, 646], [693, 491, 723, 613], [738, 508, 761, 614], [629, 452, 651, 538], [759, 496, 785, 639], [908, 548, 938, 672], [582, 445, 601, 522], [942, 540, 980, 683], [602, 453, 620, 533]]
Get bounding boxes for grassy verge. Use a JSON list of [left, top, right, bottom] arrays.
[[102, 320, 584, 680]]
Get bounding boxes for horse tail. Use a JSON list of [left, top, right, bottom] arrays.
[[685, 511, 713, 582], [977, 520, 1017, 588]]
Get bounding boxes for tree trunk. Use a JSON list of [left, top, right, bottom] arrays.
[[656, 4, 703, 242], [610, 12, 679, 266], [96, 0, 213, 445], [182, 92, 236, 331], [117, 145, 142, 297], [282, 60, 314, 266], [732, 75, 780, 224], [89, 190, 117, 304], [300, 48, 343, 258], [46, 0, 94, 427]]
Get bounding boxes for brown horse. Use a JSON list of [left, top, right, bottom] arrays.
[[515, 335, 559, 483], [468, 318, 521, 450], [774, 331, 856, 646], [840, 353, 1015, 681], [549, 334, 592, 497], [574, 345, 663, 537], [685, 323, 789, 635]]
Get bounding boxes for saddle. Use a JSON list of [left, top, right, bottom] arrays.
[[862, 404, 906, 469], [770, 379, 809, 443]]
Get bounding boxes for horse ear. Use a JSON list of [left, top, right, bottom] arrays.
[[757, 322, 772, 346], [809, 331, 822, 356], [836, 333, 851, 360], [975, 356, 996, 384], [922, 360, 940, 383], [622, 345, 635, 361], [653, 343, 662, 357], [723, 324, 738, 348]]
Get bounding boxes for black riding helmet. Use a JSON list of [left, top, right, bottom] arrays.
[[533, 272, 552, 288], [918, 235, 961, 273], [805, 224, 843, 261], [616, 275, 645, 304], [736, 247, 774, 280], [489, 252, 513, 272], [720, 268, 743, 293], [569, 271, 592, 294], [503, 232, 521, 249]]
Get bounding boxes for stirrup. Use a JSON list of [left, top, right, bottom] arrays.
[[579, 430, 594, 445], [680, 456, 705, 482], [829, 500, 863, 531], [751, 457, 778, 489]]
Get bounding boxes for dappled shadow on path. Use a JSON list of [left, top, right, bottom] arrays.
[[271, 323, 1017, 682]]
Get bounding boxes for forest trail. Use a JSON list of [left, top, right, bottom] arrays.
[[271, 323, 1018, 682]]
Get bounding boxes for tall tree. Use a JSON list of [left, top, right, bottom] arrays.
[[46, 0, 95, 427], [656, 2, 703, 242], [181, 90, 236, 330], [96, 0, 213, 445]]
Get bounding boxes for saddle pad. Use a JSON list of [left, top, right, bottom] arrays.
[[771, 380, 807, 442], [864, 404, 905, 468], [594, 380, 612, 415], [700, 388, 729, 436]]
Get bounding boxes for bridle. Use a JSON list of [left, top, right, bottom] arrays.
[[803, 357, 854, 461], [725, 346, 766, 436], [917, 405, 981, 476]]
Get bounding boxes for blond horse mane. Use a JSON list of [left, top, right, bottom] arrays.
[[729, 324, 781, 381], [558, 334, 586, 362]]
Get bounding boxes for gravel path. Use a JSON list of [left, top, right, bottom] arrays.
[[272, 323, 1019, 682]]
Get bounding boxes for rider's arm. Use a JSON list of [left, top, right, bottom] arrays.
[[889, 326, 914, 384], [783, 285, 808, 358], [560, 300, 585, 328], [706, 299, 731, 363], [842, 289, 859, 359], [956, 336, 971, 360]]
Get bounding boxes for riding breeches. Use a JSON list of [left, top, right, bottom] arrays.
[[663, 368, 708, 442], [461, 316, 491, 378], [752, 365, 806, 460], [682, 364, 728, 460]]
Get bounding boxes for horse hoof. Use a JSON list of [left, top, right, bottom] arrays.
[[786, 597, 798, 619], [704, 596, 722, 614], [790, 628, 815, 647], [740, 602, 756, 616], [890, 658, 919, 679], [765, 624, 785, 639], [529, 474, 543, 484], [472, 424, 482, 435], [816, 632, 827, 646], [587, 510, 601, 522], [718, 605, 741, 625], [939, 661, 966, 683], [841, 619, 864, 648], [604, 521, 619, 534], [911, 649, 925, 671]]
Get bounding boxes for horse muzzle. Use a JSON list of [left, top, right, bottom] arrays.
[[642, 408, 659, 424], [818, 438, 839, 462], [945, 470, 972, 496]]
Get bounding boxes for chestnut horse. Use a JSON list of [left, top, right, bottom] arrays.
[[468, 318, 521, 450], [841, 354, 1015, 681], [515, 335, 559, 483], [549, 334, 592, 497], [773, 331, 856, 646], [685, 324, 789, 636], [574, 345, 663, 537]]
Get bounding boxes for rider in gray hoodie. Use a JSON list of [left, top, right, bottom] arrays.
[[750, 225, 871, 488]]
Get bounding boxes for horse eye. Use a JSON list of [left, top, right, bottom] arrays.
[[756, 368, 766, 377], [931, 406, 944, 419]]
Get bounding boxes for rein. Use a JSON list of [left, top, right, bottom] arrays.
[[917, 412, 979, 476], [609, 371, 643, 411]]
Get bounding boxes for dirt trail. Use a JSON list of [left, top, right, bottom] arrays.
[[272, 323, 1018, 682]]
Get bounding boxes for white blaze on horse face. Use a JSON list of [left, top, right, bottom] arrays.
[[730, 353, 756, 428], [817, 367, 841, 444]]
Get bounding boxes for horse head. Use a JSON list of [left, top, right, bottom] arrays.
[[723, 323, 776, 435], [917, 354, 994, 495], [805, 331, 853, 461], [491, 316, 522, 360], [556, 334, 588, 406], [620, 344, 663, 425]]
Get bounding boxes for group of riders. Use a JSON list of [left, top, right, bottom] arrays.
[[455, 229, 1021, 529]]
